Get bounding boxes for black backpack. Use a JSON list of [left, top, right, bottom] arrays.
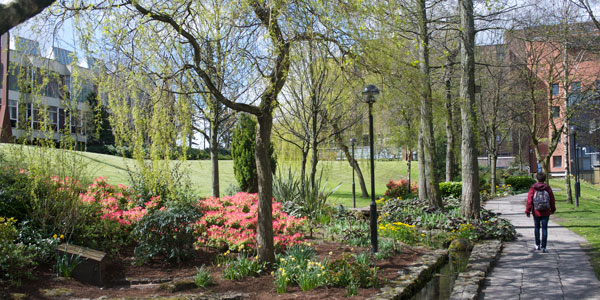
[[533, 189, 551, 211]]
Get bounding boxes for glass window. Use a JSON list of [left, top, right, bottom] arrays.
[[552, 83, 559, 96], [572, 81, 581, 92], [553, 156, 562, 168], [9, 100, 17, 127], [551, 106, 560, 118]]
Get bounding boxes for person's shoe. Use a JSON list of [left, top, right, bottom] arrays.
[[534, 245, 540, 250], [542, 248, 547, 253]]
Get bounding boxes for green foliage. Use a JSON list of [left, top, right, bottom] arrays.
[[232, 114, 258, 192], [0, 217, 37, 286], [132, 200, 203, 264], [194, 265, 213, 288], [274, 244, 326, 293], [17, 221, 59, 263], [55, 246, 82, 278], [231, 113, 277, 192], [273, 168, 302, 216], [505, 176, 535, 192], [0, 166, 34, 222], [325, 252, 378, 288], [439, 181, 462, 198], [222, 253, 267, 280]]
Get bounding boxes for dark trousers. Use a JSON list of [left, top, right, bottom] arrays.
[[533, 215, 550, 248]]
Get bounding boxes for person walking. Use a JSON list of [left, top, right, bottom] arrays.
[[525, 172, 556, 253]]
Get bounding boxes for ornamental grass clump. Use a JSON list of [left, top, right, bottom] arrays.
[[195, 192, 305, 251]]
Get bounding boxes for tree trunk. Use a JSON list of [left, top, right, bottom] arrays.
[[418, 134, 427, 201], [491, 153, 497, 195], [255, 113, 275, 265], [332, 123, 368, 197], [310, 145, 318, 189], [417, 0, 442, 208], [459, 0, 480, 219], [564, 124, 573, 203], [0, 0, 56, 35], [407, 145, 412, 188], [445, 77, 455, 182], [300, 144, 308, 189], [210, 121, 220, 198]]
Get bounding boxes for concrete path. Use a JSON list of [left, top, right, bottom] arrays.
[[479, 193, 600, 300]]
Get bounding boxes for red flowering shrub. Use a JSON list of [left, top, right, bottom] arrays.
[[384, 179, 417, 199], [195, 192, 305, 251]]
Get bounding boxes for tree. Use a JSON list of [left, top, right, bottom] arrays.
[[459, 0, 481, 218], [0, 0, 55, 34], [275, 41, 359, 190]]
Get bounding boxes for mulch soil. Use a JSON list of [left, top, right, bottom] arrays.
[[4, 241, 428, 300]]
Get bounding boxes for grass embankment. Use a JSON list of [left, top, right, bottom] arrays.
[[0, 143, 417, 207], [550, 178, 600, 279]]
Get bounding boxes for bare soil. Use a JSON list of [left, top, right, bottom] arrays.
[[4, 241, 427, 300]]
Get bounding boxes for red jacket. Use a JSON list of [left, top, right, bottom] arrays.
[[525, 182, 556, 217]]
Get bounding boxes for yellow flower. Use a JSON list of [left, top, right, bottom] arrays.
[[60, 234, 64, 239], [328, 251, 333, 256], [53, 234, 58, 239]]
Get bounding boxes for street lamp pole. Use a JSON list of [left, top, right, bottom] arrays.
[[362, 85, 379, 253], [350, 138, 357, 208]]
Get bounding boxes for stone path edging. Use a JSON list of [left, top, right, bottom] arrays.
[[449, 240, 503, 300], [368, 249, 448, 300]]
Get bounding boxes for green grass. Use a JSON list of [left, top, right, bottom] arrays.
[[549, 178, 600, 279], [0, 143, 417, 207]]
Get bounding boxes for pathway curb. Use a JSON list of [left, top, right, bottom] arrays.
[[449, 240, 503, 300]]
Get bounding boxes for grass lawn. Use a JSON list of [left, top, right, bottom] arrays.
[[549, 178, 600, 279], [0, 144, 417, 207]]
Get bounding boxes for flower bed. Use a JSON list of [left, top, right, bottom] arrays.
[[195, 192, 306, 251]]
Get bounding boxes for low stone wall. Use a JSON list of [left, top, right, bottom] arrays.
[[449, 240, 503, 300], [368, 249, 448, 300]]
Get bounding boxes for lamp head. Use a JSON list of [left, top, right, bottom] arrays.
[[570, 125, 577, 132], [361, 85, 379, 104], [350, 138, 357, 146]]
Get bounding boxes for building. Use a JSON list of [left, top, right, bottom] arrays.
[[1, 33, 96, 144], [499, 22, 600, 182]]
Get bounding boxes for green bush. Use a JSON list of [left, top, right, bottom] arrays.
[[0, 167, 34, 222], [231, 113, 276, 193], [222, 253, 266, 280], [505, 176, 535, 192], [439, 181, 462, 198], [132, 200, 203, 264], [0, 217, 37, 286]]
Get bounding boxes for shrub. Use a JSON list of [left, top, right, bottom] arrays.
[[439, 181, 462, 198], [231, 113, 276, 193], [505, 176, 535, 192], [132, 200, 202, 264], [195, 192, 305, 251], [384, 179, 416, 199], [326, 252, 378, 288], [0, 217, 37, 286], [0, 167, 34, 222]]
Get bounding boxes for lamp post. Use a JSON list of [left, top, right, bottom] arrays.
[[362, 84, 379, 253], [570, 125, 580, 207], [350, 138, 357, 208]]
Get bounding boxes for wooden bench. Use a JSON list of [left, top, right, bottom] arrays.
[[57, 243, 107, 286]]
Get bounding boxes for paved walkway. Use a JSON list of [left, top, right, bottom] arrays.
[[479, 193, 600, 300]]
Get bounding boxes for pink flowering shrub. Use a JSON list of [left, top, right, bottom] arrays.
[[79, 177, 162, 226], [384, 179, 418, 199], [195, 192, 305, 251]]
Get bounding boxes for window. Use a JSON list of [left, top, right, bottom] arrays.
[[572, 81, 581, 92], [9, 100, 17, 127], [552, 83, 559, 96], [551, 106, 560, 118], [553, 156, 562, 168], [49, 107, 58, 132]]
